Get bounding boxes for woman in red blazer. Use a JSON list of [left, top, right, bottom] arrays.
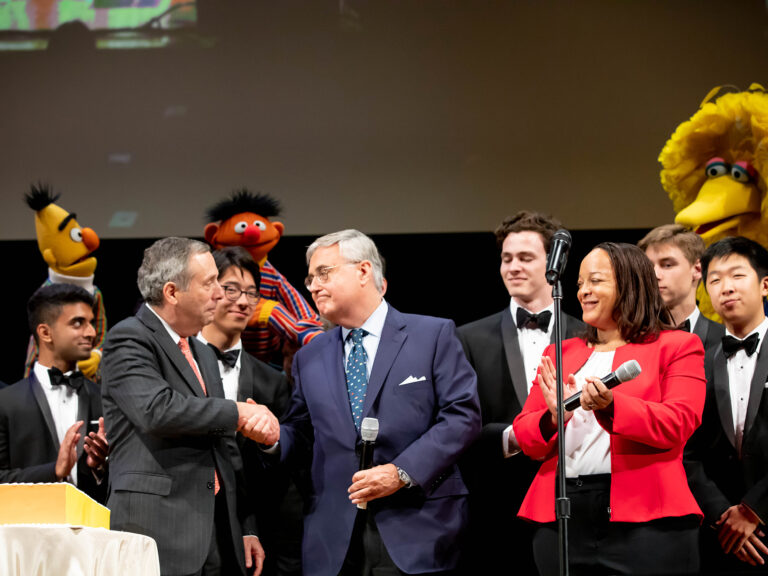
[[514, 242, 706, 575]]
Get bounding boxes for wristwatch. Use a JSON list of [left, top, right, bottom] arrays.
[[396, 466, 413, 488]]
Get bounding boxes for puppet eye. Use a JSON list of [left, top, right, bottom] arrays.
[[731, 161, 756, 183], [705, 157, 728, 178], [70, 228, 83, 242], [234, 221, 248, 234], [253, 221, 267, 231]]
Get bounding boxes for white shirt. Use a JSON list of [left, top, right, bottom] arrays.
[[564, 350, 614, 477], [503, 299, 554, 457], [726, 316, 768, 455], [683, 307, 701, 333], [196, 334, 242, 402], [341, 299, 388, 378], [33, 362, 79, 485]]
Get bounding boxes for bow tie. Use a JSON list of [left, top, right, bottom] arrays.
[[516, 308, 552, 332], [208, 344, 240, 370], [48, 367, 84, 392], [722, 333, 760, 359], [676, 319, 691, 332]]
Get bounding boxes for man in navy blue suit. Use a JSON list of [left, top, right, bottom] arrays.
[[247, 229, 481, 576]]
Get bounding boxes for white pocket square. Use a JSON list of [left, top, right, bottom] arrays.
[[764, 381, 768, 388], [399, 375, 427, 386]]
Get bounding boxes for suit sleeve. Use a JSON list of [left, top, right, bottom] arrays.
[[278, 353, 315, 469], [513, 364, 560, 462], [0, 409, 57, 483], [390, 321, 482, 489], [595, 335, 705, 450], [101, 323, 238, 437]]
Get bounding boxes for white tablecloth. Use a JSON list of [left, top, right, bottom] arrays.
[[0, 524, 160, 576]]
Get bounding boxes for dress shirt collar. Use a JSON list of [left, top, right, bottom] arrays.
[[724, 316, 768, 352], [341, 299, 388, 342], [683, 307, 701, 333], [147, 303, 184, 345], [509, 298, 555, 332]]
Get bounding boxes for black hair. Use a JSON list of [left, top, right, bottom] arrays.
[[212, 247, 262, 290], [206, 189, 281, 223], [27, 283, 94, 342], [701, 236, 768, 283], [25, 183, 60, 211]]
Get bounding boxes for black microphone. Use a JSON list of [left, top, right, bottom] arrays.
[[545, 229, 572, 285], [563, 360, 642, 411], [358, 417, 379, 510]]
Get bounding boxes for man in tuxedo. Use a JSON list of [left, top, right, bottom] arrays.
[[250, 229, 480, 576], [639, 224, 723, 351], [457, 211, 583, 575], [685, 236, 768, 573], [199, 247, 302, 576], [101, 237, 280, 576], [0, 283, 108, 501]]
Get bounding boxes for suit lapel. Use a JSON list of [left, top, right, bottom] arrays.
[[693, 316, 708, 344], [323, 328, 358, 436], [75, 384, 89, 458], [744, 336, 768, 438], [500, 309, 530, 407], [362, 308, 407, 421], [712, 346, 737, 449], [137, 305, 205, 398], [29, 374, 60, 450], [191, 338, 225, 399], [237, 354, 251, 402]]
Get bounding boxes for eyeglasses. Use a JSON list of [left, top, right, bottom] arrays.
[[304, 262, 357, 289], [222, 284, 260, 304]]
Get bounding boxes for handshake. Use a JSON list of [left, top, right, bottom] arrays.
[[236, 399, 280, 446]]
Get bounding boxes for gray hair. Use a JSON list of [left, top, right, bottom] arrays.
[[306, 229, 385, 292], [137, 237, 211, 305]]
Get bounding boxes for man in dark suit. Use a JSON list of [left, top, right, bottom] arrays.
[[685, 236, 768, 573], [247, 229, 480, 576], [199, 247, 301, 576], [456, 211, 583, 575], [0, 283, 107, 501], [639, 224, 724, 351], [101, 237, 280, 576]]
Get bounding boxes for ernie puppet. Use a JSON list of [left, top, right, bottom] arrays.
[[24, 184, 106, 379], [204, 190, 323, 373]]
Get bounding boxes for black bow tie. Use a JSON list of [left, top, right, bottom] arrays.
[[516, 308, 552, 332], [722, 333, 760, 359], [208, 344, 240, 370], [48, 367, 84, 392], [676, 319, 691, 332]]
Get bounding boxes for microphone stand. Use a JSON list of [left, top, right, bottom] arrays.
[[551, 279, 570, 576]]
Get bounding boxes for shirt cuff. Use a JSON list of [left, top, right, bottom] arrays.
[[503, 424, 521, 457]]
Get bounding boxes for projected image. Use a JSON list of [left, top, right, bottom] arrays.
[[0, 0, 197, 50]]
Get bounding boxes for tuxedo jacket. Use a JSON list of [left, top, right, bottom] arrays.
[[280, 306, 481, 576], [101, 305, 249, 576], [0, 374, 106, 503], [693, 314, 725, 355], [515, 331, 705, 523], [685, 335, 768, 524]]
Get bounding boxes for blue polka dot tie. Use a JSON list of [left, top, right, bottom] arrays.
[[345, 328, 369, 429]]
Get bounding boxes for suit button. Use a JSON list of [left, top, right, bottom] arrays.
[[207, 481, 214, 489]]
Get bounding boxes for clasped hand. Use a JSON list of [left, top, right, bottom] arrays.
[[538, 356, 614, 425], [237, 399, 280, 445], [348, 463, 404, 505]]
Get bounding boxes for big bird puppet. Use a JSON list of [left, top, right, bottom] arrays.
[[204, 190, 323, 372], [24, 184, 106, 379], [659, 83, 768, 317]]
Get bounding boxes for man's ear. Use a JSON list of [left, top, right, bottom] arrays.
[[760, 275, 768, 300], [693, 259, 703, 283], [358, 260, 373, 286], [36, 323, 53, 345], [162, 281, 180, 305]]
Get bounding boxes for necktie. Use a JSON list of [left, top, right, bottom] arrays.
[[722, 333, 760, 359], [676, 319, 691, 332], [49, 368, 84, 392], [178, 338, 219, 494], [208, 344, 240, 370], [345, 329, 369, 430], [516, 308, 552, 332]]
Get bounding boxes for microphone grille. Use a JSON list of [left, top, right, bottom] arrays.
[[553, 229, 572, 247], [616, 360, 641, 382], [361, 417, 379, 441]]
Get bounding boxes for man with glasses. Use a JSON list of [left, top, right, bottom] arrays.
[[242, 229, 481, 576], [199, 247, 302, 576]]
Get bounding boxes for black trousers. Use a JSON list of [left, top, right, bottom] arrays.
[[532, 475, 700, 576], [194, 490, 242, 576], [339, 510, 455, 576]]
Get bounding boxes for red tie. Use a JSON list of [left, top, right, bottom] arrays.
[[178, 338, 219, 495]]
